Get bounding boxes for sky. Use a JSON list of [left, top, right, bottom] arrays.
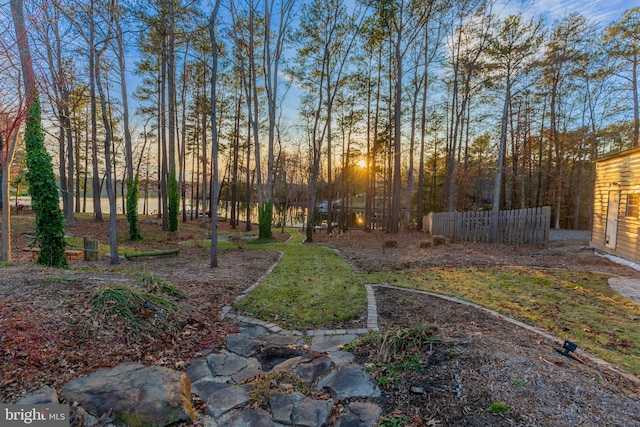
[[121, 0, 640, 137], [504, 0, 640, 26]]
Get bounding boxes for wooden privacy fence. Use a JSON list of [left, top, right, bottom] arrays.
[[424, 206, 551, 245]]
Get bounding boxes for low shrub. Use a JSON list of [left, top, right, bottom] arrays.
[[488, 401, 510, 415], [432, 235, 447, 246], [383, 240, 398, 248]]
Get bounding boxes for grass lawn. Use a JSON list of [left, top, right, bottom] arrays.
[[235, 230, 367, 329], [237, 230, 640, 376]]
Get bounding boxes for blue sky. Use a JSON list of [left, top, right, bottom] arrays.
[[505, 0, 640, 26]]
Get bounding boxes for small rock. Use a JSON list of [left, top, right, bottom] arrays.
[[328, 351, 355, 365], [261, 334, 304, 348], [68, 406, 88, 427], [204, 383, 251, 419], [238, 325, 267, 339], [410, 386, 424, 394], [216, 408, 275, 426], [233, 365, 263, 384], [192, 378, 226, 399], [187, 358, 213, 384], [310, 334, 357, 352], [226, 335, 260, 357], [207, 352, 250, 377]]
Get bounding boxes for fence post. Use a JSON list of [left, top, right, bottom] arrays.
[[84, 237, 100, 261], [450, 211, 456, 243]]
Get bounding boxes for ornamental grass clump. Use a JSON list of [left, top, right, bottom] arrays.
[[89, 277, 185, 335]]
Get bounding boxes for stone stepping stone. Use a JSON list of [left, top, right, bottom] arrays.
[[335, 402, 382, 427], [271, 353, 333, 385], [317, 364, 381, 400], [328, 351, 356, 366], [187, 358, 213, 384], [226, 334, 260, 358], [216, 408, 275, 426], [310, 334, 357, 352], [15, 385, 58, 404], [270, 392, 333, 427], [204, 383, 251, 420], [206, 351, 262, 383], [191, 378, 225, 400], [261, 334, 305, 348], [238, 325, 267, 339]]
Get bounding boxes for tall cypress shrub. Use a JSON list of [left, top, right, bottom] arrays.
[[25, 97, 68, 268], [127, 176, 142, 240], [168, 170, 179, 232], [259, 200, 273, 240]]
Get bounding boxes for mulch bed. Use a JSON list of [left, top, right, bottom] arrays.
[[0, 215, 281, 402], [351, 286, 640, 426]]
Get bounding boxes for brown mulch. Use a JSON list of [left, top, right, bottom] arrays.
[[1, 217, 639, 426], [0, 215, 282, 403]]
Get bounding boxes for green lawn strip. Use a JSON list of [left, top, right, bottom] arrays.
[[235, 229, 367, 330], [367, 266, 640, 376]]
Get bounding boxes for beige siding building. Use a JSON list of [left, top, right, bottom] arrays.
[[591, 147, 640, 264]]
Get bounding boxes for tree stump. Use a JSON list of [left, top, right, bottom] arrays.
[[83, 237, 100, 261]]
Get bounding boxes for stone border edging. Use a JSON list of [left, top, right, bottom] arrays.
[[220, 251, 284, 320], [373, 283, 640, 386], [366, 284, 379, 331]]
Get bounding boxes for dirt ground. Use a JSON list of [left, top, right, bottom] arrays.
[[1, 215, 639, 426]]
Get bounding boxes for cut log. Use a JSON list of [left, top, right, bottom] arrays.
[[124, 249, 180, 259]]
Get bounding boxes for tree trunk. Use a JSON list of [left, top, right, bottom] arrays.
[[209, 0, 222, 267], [0, 132, 19, 262], [633, 54, 639, 147], [167, 0, 178, 231], [89, 0, 102, 221], [95, 47, 119, 264], [493, 79, 510, 213]]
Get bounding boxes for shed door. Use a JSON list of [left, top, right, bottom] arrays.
[[605, 190, 620, 249]]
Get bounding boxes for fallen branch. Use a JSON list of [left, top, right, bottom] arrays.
[[124, 249, 180, 260]]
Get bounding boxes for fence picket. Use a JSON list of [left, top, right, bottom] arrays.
[[427, 206, 551, 246]]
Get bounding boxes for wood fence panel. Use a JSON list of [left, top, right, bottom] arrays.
[[426, 206, 551, 246]]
